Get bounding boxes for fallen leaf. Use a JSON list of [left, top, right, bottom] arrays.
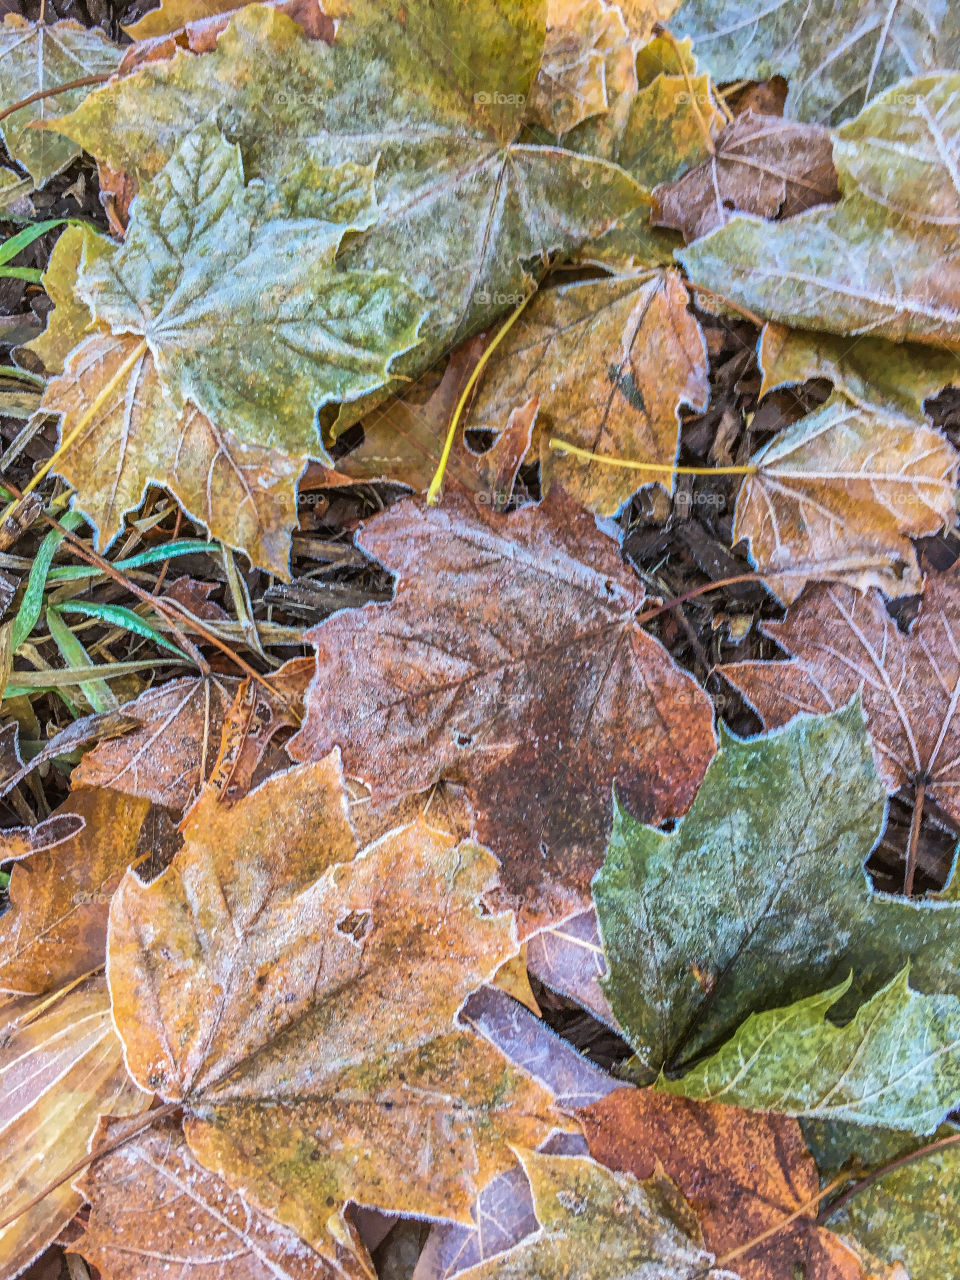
[[124, 0, 332, 45], [107, 752, 564, 1244], [526, 907, 617, 1027], [581, 1086, 862, 1280], [0, 811, 84, 864], [50, 0, 642, 375], [592, 703, 960, 1078], [671, 0, 960, 123], [758, 323, 960, 421], [717, 573, 960, 826], [0, 16, 121, 185], [734, 393, 958, 603], [22, 222, 112, 375], [0, 977, 147, 1279], [42, 332, 305, 576], [662, 968, 960, 1134], [527, 0, 635, 137], [652, 110, 839, 242], [451, 1149, 720, 1278], [679, 74, 960, 349], [74, 1113, 374, 1280], [467, 270, 709, 515], [289, 488, 716, 929], [0, 167, 31, 215], [0, 789, 148, 995]]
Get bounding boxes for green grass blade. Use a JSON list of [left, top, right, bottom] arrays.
[[45, 607, 118, 713], [0, 218, 75, 268], [53, 600, 191, 660], [11, 509, 85, 651], [45, 538, 220, 584]]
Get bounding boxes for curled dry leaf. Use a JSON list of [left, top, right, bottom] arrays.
[[107, 752, 565, 1245], [527, 0, 635, 137], [526, 907, 617, 1027], [732, 393, 958, 604], [124, 0, 332, 46], [0, 810, 84, 865], [75, 1113, 374, 1280], [0, 977, 148, 1280], [467, 270, 709, 516], [289, 488, 716, 930], [581, 1087, 864, 1280], [652, 110, 839, 242], [0, 789, 148, 995], [718, 572, 960, 825]]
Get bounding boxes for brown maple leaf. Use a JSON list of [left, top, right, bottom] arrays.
[[289, 488, 716, 930], [107, 751, 565, 1246], [652, 110, 839, 242], [718, 572, 960, 882], [580, 1087, 863, 1280]]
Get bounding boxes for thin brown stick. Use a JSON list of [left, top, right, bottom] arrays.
[[0, 1100, 181, 1233], [818, 1131, 960, 1225], [633, 573, 768, 626], [0, 73, 113, 126], [688, 283, 767, 329], [904, 778, 926, 896]]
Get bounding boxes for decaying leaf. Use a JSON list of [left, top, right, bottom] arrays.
[[680, 74, 960, 349], [663, 968, 960, 1134], [526, 907, 617, 1028], [718, 572, 960, 826], [527, 0, 635, 137], [0, 811, 84, 864], [0, 789, 148, 995], [123, 0, 331, 43], [593, 703, 960, 1078], [0, 977, 147, 1279], [51, 0, 642, 374], [652, 110, 839, 242], [75, 1113, 375, 1280], [22, 222, 112, 375], [581, 1086, 863, 1280], [289, 488, 716, 929], [467, 269, 709, 515], [107, 752, 564, 1244], [0, 167, 32, 216], [671, 0, 960, 123], [731, 392, 958, 603], [0, 16, 121, 184], [452, 1149, 722, 1279]]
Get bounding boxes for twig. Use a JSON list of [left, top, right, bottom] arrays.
[[0, 73, 113, 126], [549, 438, 759, 477], [818, 1130, 960, 1225], [904, 778, 926, 896], [701, 1173, 849, 1275]]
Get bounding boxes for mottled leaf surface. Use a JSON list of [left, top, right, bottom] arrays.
[[290, 489, 716, 930]]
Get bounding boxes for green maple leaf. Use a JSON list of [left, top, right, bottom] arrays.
[[50, 0, 644, 383], [678, 73, 960, 350], [78, 122, 426, 454], [593, 703, 960, 1079], [661, 968, 960, 1134], [0, 16, 121, 186], [670, 0, 960, 124]]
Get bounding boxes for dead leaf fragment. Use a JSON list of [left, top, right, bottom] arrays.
[[527, 0, 635, 137], [289, 488, 716, 929], [581, 1087, 862, 1280], [107, 753, 564, 1244], [0, 789, 148, 995], [718, 571, 960, 827], [652, 110, 839, 242]]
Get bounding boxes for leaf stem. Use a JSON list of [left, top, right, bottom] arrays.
[[817, 1130, 960, 1225], [652, 24, 716, 154], [549, 437, 758, 477], [904, 778, 927, 896], [704, 1173, 849, 1274], [426, 290, 536, 506], [0, 72, 114, 125]]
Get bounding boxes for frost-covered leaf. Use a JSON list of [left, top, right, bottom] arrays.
[[467, 270, 709, 516], [526, 908, 617, 1027], [663, 969, 960, 1134], [0, 16, 121, 184], [527, 0, 635, 137], [23, 222, 111, 375], [731, 393, 958, 604], [108, 752, 564, 1245], [718, 571, 960, 828], [0, 167, 32, 217], [679, 74, 960, 349], [671, 0, 960, 123], [289, 488, 716, 931], [593, 703, 960, 1078]]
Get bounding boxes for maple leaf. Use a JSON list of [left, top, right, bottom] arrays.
[[679, 74, 960, 349], [592, 704, 960, 1078], [717, 573, 960, 829], [51, 0, 643, 373], [758, 323, 960, 422], [581, 1086, 863, 1280], [0, 789, 148, 995], [671, 0, 960, 123], [107, 752, 564, 1243], [0, 977, 147, 1279], [450, 1149, 721, 1279], [22, 222, 111, 375], [663, 969, 960, 1134], [466, 269, 709, 516], [0, 16, 121, 185], [75, 1114, 375, 1280], [289, 488, 716, 930], [652, 110, 839, 242], [730, 392, 958, 604]]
